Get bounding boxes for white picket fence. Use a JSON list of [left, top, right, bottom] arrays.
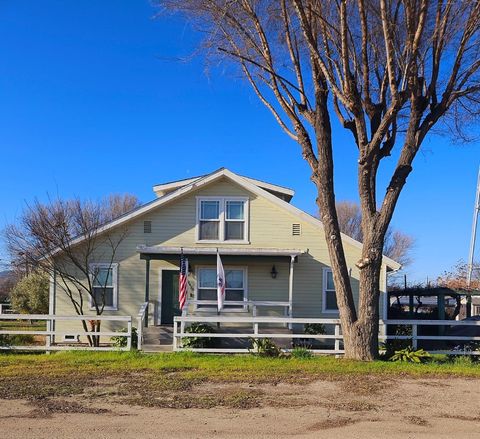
[[0, 314, 132, 351], [173, 316, 480, 355]]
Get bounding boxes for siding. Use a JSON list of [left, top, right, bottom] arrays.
[[54, 176, 391, 335]]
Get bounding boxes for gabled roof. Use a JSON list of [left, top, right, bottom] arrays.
[[153, 168, 295, 202], [55, 168, 401, 270]]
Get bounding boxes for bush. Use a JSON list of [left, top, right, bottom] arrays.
[[291, 347, 313, 359], [383, 325, 412, 357], [10, 271, 49, 314], [111, 327, 138, 349], [0, 334, 35, 347], [249, 338, 282, 357], [389, 347, 432, 363], [182, 323, 215, 348], [304, 323, 326, 335]]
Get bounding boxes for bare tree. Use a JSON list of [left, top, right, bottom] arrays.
[[159, 0, 480, 359], [335, 201, 414, 266], [4, 194, 137, 346]]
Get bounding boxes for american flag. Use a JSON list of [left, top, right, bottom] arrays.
[[179, 251, 188, 310]]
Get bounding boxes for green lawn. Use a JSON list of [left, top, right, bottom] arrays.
[[0, 320, 47, 331], [0, 351, 478, 381]]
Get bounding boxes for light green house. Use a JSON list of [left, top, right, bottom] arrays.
[[51, 168, 400, 348]]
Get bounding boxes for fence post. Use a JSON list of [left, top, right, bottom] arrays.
[[137, 314, 143, 351], [173, 319, 178, 351], [334, 323, 340, 352], [126, 318, 132, 351], [412, 323, 418, 350]]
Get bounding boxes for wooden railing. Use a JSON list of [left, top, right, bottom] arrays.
[[0, 314, 132, 352], [173, 316, 480, 355], [136, 302, 149, 351]]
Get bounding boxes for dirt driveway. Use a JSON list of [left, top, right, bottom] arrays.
[[1, 376, 479, 438]]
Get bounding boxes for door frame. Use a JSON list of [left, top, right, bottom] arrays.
[[158, 268, 179, 325]]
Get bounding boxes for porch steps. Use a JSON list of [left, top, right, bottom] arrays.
[[141, 325, 174, 352]]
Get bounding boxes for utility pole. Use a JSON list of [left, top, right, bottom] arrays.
[[466, 167, 480, 317]]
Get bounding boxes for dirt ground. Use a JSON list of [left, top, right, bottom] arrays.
[[1, 377, 479, 438]]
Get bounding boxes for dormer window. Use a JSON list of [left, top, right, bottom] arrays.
[[197, 197, 249, 243]]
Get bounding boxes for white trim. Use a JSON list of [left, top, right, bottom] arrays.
[[138, 246, 302, 257], [153, 173, 295, 199], [195, 265, 249, 312], [195, 196, 249, 244], [322, 267, 339, 314], [88, 263, 119, 311], [51, 168, 400, 271]]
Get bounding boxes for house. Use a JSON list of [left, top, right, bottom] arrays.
[[50, 168, 400, 348]]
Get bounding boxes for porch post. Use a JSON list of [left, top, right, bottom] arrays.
[[144, 256, 150, 328], [288, 256, 295, 319]]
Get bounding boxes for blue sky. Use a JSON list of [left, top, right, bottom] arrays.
[[0, 1, 479, 282]]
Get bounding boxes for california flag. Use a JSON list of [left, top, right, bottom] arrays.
[[217, 250, 226, 311]]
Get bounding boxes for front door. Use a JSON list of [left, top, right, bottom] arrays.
[[161, 270, 181, 325]]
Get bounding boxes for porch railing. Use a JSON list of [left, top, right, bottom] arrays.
[[173, 316, 480, 355], [0, 314, 132, 352], [137, 302, 149, 350]]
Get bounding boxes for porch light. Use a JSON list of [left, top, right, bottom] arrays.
[[270, 265, 278, 279]]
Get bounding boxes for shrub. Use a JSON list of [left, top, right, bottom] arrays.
[[389, 347, 432, 363], [10, 271, 49, 314], [182, 323, 215, 348], [249, 338, 281, 357], [291, 347, 313, 359], [384, 325, 412, 357], [304, 323, 326, 335], [111, 327, 138, 349], [0, 334, 35, 347]]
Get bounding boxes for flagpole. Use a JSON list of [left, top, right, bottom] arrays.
[[216, 247, 221, 330]]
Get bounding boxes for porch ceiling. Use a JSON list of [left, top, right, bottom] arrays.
[[137, 245, 304, 258]]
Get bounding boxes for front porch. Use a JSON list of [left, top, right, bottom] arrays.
[[136, 245, 304, 350]]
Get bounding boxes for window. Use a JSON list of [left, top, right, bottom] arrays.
[[322, 268, 338, 312], [197, 267, 247, 310], [199, 200, 220, 240], [89, 263, 118, 310], [197, 197, 248, 242]]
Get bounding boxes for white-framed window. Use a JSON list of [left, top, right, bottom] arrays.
[[89, 263, 118, 311], [196, 197, 249, 243], [322, 268, 338, 313], [196, 266, 248, 310]]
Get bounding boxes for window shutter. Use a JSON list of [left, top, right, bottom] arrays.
[[144, 220, 152, 234], [292, 223, 301, 236]]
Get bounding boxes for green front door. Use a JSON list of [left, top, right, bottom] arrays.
[[161, 270, 181, 325]]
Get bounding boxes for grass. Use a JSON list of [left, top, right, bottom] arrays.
[[0, 351, 478, 381], [0, 320, 47, 331], [0, 351, 478, 410]]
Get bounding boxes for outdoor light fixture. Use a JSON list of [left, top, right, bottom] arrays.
[[270, 265, 278, 279]]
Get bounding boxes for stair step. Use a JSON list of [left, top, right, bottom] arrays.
[[142, 344, 173, 353]]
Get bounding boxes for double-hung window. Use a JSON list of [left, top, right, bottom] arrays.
[[322, 268, 338, 313], [197, 197, 248, 242], [199, 200, 221, 240], [89, 263, 118, 310], [197, 267, 247, 310]]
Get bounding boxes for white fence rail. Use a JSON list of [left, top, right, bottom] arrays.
[[0, 314, 132, 352], [173, 316, 480, 355]]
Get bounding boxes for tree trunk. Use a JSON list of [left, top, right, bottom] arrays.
[[343, 260, 382, 360]]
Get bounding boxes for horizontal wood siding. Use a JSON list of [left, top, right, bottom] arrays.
[[54, 176, 390, 325]]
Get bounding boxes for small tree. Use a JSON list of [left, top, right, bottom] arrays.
[[4, 194, 138, 346], [10, 271, 49, 315]]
